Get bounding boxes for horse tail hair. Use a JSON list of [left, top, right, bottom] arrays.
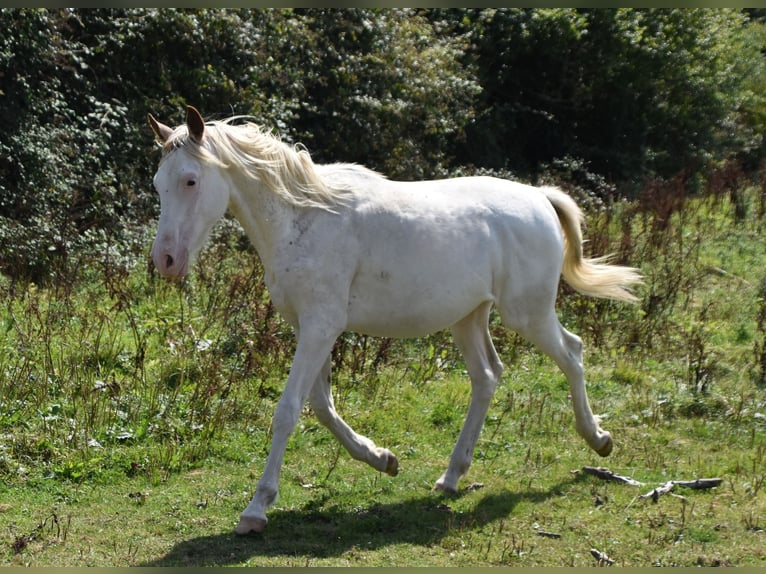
[[541, 186, 642, 303]]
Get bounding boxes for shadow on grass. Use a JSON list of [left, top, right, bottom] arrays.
[[140, 475, 581, 566]]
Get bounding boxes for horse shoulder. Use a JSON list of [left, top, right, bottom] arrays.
[[267, 208, 360, 321]]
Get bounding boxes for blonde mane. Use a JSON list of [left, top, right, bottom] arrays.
[[162, 118, 351, 211]]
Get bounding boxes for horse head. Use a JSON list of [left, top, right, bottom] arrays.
[[147, 106, 229, 279]]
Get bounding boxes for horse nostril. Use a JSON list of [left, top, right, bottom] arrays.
[[165, 254, 174, 269]]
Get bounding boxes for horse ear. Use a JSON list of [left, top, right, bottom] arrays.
[[148, 113, 174, 144], [186, 105, 205, 143]]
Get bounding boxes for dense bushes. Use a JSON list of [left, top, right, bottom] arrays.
[[449, 9, 766, 185], [1, 8, 765, 281]]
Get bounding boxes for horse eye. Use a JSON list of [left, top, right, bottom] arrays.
[[186, 179, 197, 187]]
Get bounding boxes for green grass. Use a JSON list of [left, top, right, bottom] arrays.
[[3, 371, 765, 567], [1, 187, 766, 566]]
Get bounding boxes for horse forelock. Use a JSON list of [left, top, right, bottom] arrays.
[[158, 125, 191, 155], [158, 125, 228, 173]]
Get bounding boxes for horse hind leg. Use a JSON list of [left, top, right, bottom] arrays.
[[434, 302, 503, 494], [511, 310, 613, 457], [309, 356, 399, 476]]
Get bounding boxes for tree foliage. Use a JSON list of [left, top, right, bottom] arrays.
[[283, 9, 480, 179], [1, 8, 764, 281], [449, 8, 765, 186]]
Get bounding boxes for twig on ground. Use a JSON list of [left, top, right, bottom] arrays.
[[582, 466, 643, 486], [673, 478, 722, 490], [535, 530, 562, 539], [581, 467, 722, 500], [590, 547, 615, 566], [582, 466, 723, 509], [640, 480, 675, 502], [640, 478, 722, 502]]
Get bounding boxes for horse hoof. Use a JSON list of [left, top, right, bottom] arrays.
[[596, 434, 613, 457], [235, 516, 267, 535], [385, 452, 399, 476]]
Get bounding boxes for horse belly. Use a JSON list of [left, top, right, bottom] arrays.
[[345, 250, 495, 338]]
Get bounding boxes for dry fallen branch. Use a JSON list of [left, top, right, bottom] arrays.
[[590, 547, 615, 566], [581, 466, 643, 486], [673, 478, 722, 490], [535, 530, 562, 539], [582, 467, 723, 509], [640, 480, 675, 502], [640, 478, 722, 502], [582, 467, 722, 495]]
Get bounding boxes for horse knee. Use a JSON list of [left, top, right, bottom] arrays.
[[272, 398, 302, 436], [472, 367, 500, 402]]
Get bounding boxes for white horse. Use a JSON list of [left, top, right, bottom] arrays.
[[147, 106, 641, 534]]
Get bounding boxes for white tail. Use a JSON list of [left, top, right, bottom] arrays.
[[542, 187, 642, 302]]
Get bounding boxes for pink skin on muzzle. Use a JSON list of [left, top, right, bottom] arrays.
[[151, 240, 190, 279]]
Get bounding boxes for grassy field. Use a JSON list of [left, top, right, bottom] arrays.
[[1, 183, 766, 566]]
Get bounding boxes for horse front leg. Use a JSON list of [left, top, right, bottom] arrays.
[[235, 323, 340, 535]]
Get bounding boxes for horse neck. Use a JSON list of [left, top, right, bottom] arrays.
[[226, 172, 297, 270]]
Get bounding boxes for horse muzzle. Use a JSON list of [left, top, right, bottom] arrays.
[[151, 243, 190, 279]]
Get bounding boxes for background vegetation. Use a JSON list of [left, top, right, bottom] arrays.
[[1, 8, 765, 566], [2, 8, 766, 282]]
